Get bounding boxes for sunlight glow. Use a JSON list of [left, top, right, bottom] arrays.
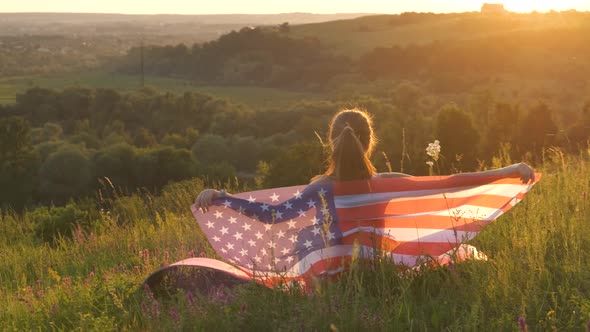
[[502, 0, 586, 12], [0, 0, 589, 14]]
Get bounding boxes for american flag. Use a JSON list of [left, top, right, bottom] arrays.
[[190, 174, 540, 288]]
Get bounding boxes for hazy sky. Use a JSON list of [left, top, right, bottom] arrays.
[[1, 0, 589, 14]]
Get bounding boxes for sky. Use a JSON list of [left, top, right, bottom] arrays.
[[1, 0, 589, 15]]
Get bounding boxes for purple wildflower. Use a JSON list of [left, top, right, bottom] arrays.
[[186, 291, 194, 306], [169, 306, 180, 325], [518, 316, 528, 332], [151, 300, 160, 317], [141, 300, 149, 316]]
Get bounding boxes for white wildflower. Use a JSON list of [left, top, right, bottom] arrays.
[[426, 161, 434, 167], [426, 140, 441, 161]]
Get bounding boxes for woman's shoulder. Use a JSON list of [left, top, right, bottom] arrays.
[[309, 174, 334, 185], [373, 172, 413, 179]]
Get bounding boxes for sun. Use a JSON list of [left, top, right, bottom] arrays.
[[501, 0, 578, 12]]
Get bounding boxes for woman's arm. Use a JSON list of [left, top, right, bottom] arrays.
[[195, 189, 226, 212], [375, 172, 414, 179], [451, 162, 535, 184]]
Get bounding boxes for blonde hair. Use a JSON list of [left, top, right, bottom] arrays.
[[315, 109, 377, 182]]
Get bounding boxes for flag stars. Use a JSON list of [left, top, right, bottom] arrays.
[[274, 210, 283, 220], [303, 240, 313, 249], [328, 231, 336, 240], [321, 207, 330, 215], [237, 206, 246, 214], [289, 234, 298, 244], [240, 249, 248, 256], [283, 201, 293, 210], [222, 200, 232, 208], [220, 226, 229, 235], [267, 240, 276, 249], [312, 227, 321, 236], [261, 204, 270, 212], [241, 223, 252, 231], [225, 243, 234, 250], [310, 216, 320, 225], [264, 224, 272, 231], [276, 230, 285, 239], [270, 193, 280, 202], [248, 239, 256, 247], [318, 188, 328, 196], [254, 231, 264, 239], [287, 220, 297, 229], [297, 209, 306, 217], [261, 248, 267, 256], [293, 190, 303, 199], [247, 195, 256, 203], [232, 232, 243, 240], [212, 236, 221, 242], [206, 221, 215, 229], [228, 216, 237, 224], [281, 247, 290, 255], [254, 255, 262, 262], [307, 199, 316, 208], [214, 211, 223, 219], [285, 256, 294, 263]]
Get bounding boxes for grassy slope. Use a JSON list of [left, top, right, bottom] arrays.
[[0, 154, 589, 330], [288, 12, 590, 57], [0, 72, 319, 108]]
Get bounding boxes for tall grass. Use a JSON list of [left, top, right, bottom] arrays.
[[1, 155, 589, 331]]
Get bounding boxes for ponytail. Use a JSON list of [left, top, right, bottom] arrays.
[[329, 126, 376, 181]]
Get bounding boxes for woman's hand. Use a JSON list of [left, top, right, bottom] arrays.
[[195, 189, 222, 212], [512, 162, 535, 184]]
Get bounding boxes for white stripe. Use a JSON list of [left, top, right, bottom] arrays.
[[342, 227, 479, 243], [334, 184, 526, 208], [352, 204, 506, 221]]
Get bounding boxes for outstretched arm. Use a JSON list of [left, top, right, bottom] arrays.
[[451, 162, 535, 184], [375, 172, 413, 179]]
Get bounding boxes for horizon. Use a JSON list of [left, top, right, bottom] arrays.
[[1, 1, 590, 15]]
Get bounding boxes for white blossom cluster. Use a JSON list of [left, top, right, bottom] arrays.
[[426, 140, 441, 161]]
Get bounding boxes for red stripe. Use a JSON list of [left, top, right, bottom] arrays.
[[342, 232, 460, 256], [333, 174, 541, 196], [338, 216, 491, 233], [336, 194, 513, 221]]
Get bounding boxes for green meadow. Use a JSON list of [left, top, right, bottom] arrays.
[[0, 72, 318, 108], [1, 153, 589, 331]]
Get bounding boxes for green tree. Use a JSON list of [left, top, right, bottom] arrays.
[[435, 103, 480, 172], [518, 102, 558, 157], [0, 117, 39, 208], [38, 147, 93, 204]]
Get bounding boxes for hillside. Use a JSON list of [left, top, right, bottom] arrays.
[[0, 12, 369, 39], [288, 11, 590, 57]]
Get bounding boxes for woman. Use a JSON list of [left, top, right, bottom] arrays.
[[195, 108, 535, 211]]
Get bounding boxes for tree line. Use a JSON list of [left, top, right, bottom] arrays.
[[2, 85, 585, 210], [114, 22, 590, 91]]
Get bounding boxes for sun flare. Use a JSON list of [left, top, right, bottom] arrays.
[[501, 0, 581, 12]]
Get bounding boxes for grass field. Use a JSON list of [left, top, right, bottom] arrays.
[[0, 152, 589, 330], [0, 72, 319, 108]]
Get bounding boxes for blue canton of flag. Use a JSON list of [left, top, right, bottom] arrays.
[[192, 183, 342, 274]]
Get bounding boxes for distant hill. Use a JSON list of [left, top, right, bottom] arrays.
[[287, 11, 590, 57], [0, 12, 370, 40]]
